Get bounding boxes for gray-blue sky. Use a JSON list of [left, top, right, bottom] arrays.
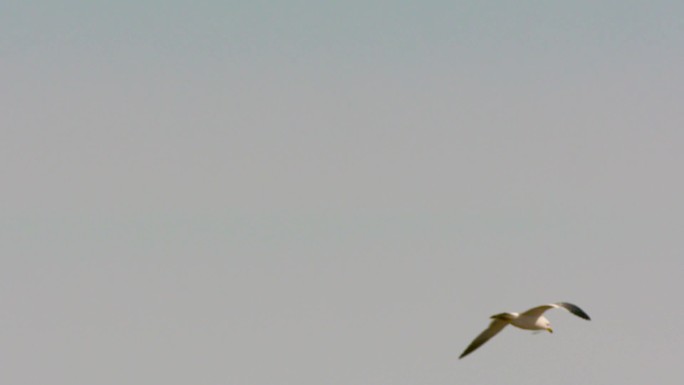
[[2, 2, 683, 384]]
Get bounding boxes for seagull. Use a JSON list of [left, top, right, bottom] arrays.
[[459, 302, 591, 359]]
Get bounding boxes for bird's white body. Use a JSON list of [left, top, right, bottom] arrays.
[[509, 313, 551, 331]]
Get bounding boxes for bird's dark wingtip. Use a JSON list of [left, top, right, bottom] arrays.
[[557, 302, 591, 320], [459, 348, 473, 359]]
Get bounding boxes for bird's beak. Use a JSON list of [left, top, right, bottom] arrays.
[[547, 328, 553, 333]]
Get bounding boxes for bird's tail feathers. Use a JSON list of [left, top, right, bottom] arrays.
[[490, 312, 515, 321]]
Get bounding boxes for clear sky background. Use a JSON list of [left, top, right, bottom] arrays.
[[2, 1, 683, 384]]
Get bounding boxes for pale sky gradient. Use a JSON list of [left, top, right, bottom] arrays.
[[2, 2, 684, 384]]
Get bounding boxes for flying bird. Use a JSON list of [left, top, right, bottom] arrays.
[[459, 302, 590, 359]]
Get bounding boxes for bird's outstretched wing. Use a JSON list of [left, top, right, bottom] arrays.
[[521, 302, 591, 320], [459, 318, 509, 359]]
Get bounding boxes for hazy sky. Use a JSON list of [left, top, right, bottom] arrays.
[[2, 2, 683, 384]]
